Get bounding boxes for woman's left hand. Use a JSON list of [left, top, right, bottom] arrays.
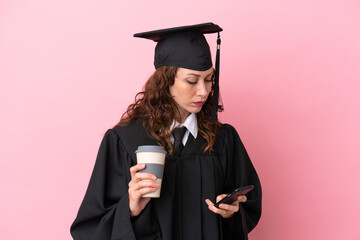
[[205, 194, 247, 218]]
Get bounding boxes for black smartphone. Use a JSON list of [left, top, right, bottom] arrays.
[[213, 185, 254, 208]]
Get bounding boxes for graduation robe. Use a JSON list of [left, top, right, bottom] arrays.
[[70, 119, 261, 240]]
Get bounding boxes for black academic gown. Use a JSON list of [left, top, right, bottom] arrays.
[[70, 119, 261, 240]]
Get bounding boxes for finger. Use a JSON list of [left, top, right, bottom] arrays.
[[207, 201, 228, 215], [129, 178, 159, 192], [128, 173, 156, 189], [237, 195, 247, 202], [135, 172, 157, 181], [130, 164, 146, 178], [216, 194, 228, 202], [205, 199, 214, 206], [206, 199, 226, 214], [205, 199, 236, 218], [130, 187, 158, 199], [137, 179, 159, 189], [218, 203, 239, 213]]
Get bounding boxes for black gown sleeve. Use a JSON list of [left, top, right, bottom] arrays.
[[220, 124, 262, 239], [70, 129, 136, 240]]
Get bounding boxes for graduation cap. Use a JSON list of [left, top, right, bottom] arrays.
[[134, 22, 223, 121]]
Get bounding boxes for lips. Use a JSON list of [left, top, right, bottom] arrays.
[[194, 101, 205, 106]]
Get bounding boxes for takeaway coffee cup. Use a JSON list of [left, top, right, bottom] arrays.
[[135, 145, 167, 198]]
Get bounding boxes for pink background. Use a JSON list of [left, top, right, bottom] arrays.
[[1, 0, 359, 239]]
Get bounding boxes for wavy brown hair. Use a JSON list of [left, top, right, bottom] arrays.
[[117, 66, 223, 155]]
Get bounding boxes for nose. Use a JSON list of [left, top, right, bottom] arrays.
[[196, 80, 210, 99]]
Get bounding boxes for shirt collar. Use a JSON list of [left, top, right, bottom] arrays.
[[170, 113, 198, 139]]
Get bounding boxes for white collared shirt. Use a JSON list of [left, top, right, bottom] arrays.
[[170, 113, 198, 146]]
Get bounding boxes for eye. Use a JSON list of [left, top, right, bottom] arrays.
[[187, 80, 197, 85], [205, 78, 212, 83]]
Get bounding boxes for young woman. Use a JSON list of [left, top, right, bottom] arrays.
[[71, 23, 261, 240]]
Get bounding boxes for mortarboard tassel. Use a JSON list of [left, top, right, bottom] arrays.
[[212, 32, 221, 121]]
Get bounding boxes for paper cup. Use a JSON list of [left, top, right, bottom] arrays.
[[135, 145, 166, 198]]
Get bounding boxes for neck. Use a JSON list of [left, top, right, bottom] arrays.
[[178, 111, 191, 124]]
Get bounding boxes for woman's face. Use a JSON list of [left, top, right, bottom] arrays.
[[170, 67, 214, 123]]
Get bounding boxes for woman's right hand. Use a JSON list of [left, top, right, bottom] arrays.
[[128, 164, 159, 217]]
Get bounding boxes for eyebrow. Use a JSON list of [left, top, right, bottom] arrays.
[[186, 71, 214, 78], [186, 73, 201, 77]]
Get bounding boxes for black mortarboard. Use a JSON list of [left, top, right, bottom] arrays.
[[134, 22, 223, 121]]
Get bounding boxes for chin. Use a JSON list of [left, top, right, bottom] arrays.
[[190, 107, 202, 114]]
